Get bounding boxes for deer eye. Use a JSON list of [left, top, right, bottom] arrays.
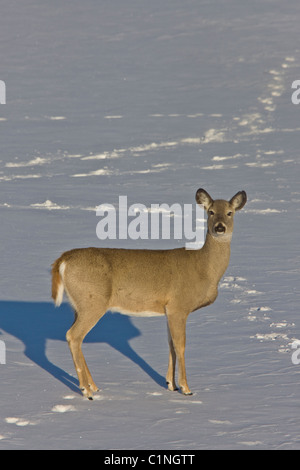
[[209, 210, 215, 216], [227, 211, 233, 216]]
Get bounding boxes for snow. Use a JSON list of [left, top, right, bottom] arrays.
[[0, 0, 300, 450]]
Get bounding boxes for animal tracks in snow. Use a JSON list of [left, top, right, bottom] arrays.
[[220, 275, 298, 357], [5, 417, 36, 426], [51, 404, 76, 413], [1, 54, 299, 195]]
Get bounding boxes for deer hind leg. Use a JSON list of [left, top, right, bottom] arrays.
[[166, 310, 192, 396], [66, 307, 106, 399]]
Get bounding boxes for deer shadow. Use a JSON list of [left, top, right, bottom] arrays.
[[0, 301, 166, 395]]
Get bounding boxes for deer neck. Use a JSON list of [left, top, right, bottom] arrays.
[[198, 231, 232, 284]]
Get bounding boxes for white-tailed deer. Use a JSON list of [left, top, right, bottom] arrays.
[[52, 189, 247, 399]]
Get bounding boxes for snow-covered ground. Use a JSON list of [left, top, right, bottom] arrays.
[[0, 0, 300, 449]]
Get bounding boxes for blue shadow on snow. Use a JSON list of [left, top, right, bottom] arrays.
[[0, 301, 166, 395]]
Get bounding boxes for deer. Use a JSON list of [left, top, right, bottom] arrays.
[[51, 188, 247, 399]]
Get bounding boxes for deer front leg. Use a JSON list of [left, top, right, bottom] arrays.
[[166, 310, 192, 396], [166, 322, 178, 391]]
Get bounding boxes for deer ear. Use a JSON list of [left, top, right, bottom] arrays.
[[229, 191, 247, 211], [196, 188, 214, 210]]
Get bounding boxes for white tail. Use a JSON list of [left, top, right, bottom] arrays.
[[52, 261, 65, 307], [52, 188, 247, 399]]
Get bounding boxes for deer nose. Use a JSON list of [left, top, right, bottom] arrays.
[[214, 222, 226, 233]]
